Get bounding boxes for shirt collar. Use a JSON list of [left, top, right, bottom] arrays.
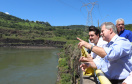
[[106, 35, 118, 47], [119, 29, 125, 36], [110, 34, 118, 42]]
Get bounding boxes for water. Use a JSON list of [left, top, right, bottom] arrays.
[[0, 47, 59, 84]]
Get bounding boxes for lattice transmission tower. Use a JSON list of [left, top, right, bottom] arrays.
[[81, 1, 97, 27]]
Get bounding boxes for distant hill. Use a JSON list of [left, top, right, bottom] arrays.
[[0, 11, 87, 30], [55, 25, 86, 30], [1, 11, 131, 46], [0, 11, 87, 46], [0, 12, 25, 22], [0, 11, 52, 30]]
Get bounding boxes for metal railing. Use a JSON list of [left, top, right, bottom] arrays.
[[81, 46, 111, 84], [81, 46, 94, 76], [95, 70, 111, 84]]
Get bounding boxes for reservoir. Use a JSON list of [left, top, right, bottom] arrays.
[[0, 47, 59, 84]]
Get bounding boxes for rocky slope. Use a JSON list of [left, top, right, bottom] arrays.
[[0, 38, 66, 48]]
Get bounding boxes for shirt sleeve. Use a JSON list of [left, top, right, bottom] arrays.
[[93, 57, 102, 69], [103, 38, 131, 61], [91, 52, 97, 59]]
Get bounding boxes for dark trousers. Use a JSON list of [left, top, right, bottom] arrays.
[[110, 79, 125, 84]]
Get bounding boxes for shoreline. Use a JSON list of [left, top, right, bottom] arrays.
[[15, 46, 57, 49], [1, 46, 58, 49]]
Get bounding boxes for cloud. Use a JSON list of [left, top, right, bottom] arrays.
[[5, 12, 9, 15]]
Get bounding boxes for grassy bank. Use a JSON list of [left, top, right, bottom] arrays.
[[56, 42, 81, 84]]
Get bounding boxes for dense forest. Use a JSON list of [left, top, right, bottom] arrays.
[[1, 11, 132, 84]]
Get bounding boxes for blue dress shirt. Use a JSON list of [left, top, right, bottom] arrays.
[[119, 29, 132, 42], [94, 35, 132, 80]]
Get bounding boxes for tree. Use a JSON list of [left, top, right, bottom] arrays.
[[45, 22, 51, 26]]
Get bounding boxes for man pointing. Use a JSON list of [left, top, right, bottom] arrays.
[[77, 22, 132, 84]]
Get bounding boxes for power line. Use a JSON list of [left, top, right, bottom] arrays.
[[81, 1, 97, 27], [57, 0, 79, 11]]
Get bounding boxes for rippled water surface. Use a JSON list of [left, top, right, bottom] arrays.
[[0, 47, 59, 84]]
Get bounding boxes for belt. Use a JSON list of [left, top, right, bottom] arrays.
[[110, 79, 125, 84]]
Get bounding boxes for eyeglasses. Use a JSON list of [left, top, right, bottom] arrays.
[[117, 24, 124, 26]]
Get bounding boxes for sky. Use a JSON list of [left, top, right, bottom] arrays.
[[0, 0, 132, 26]]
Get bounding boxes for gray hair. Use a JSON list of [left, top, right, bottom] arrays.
[[116, 18, 125, 24], [100, 22, 117, 34]]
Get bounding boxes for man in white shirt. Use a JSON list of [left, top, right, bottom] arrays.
[[79, 26, 107, 61]]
